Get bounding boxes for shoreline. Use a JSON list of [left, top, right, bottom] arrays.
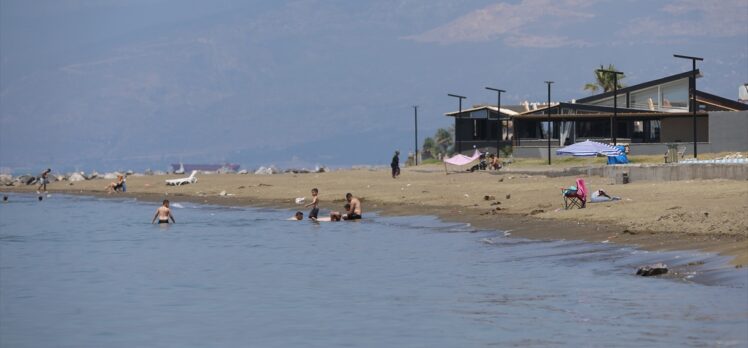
[[6, 167, 746, 267]]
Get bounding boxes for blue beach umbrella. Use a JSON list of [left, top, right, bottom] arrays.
[[556, 140, 622, 157]]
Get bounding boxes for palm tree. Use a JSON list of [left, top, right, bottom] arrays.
[[584, 64, 625, 93]]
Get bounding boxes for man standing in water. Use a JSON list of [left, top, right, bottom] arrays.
[[391, 150, 400, 179], [343, 193, 362, 220], [36, 168, 51, 194], [152, 199, 176, 224]]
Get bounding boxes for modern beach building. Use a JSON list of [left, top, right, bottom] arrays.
[[446, 70, 748, 158]]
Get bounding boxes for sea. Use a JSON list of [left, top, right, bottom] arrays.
[[1, 194, 746, 347]]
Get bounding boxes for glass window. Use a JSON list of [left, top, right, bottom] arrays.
[[629, 87, 659, 110], [661, 81, 689, 110]]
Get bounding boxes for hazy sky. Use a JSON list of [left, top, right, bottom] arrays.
[[1, 0, 746, 172]]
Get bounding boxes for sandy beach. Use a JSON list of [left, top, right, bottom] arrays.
[[9, 164, 748, 265]]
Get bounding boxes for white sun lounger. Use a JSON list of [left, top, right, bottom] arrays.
[[165, 170, 198, 186]]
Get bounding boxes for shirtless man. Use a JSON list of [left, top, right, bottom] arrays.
[[152, 199, 176, 224], [36, 168, 51, 194], [343, 193, 362, 220]]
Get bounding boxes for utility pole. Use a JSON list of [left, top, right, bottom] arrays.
[[413, 105, 418, 165], [485, 87, 506, 159], [448, 94, 467, 154], [597, 68, 625, 146], [674, 54, 704, 158], [544, 81, 554, 165]]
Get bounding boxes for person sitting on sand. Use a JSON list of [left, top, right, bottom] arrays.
[[304, 188, 320, 220], [343, 193, 362, 220], [489, 154, 502, 170], [105, 175, 125, 194], [589, 189, 621, 203], [152, 199, 176, 224]]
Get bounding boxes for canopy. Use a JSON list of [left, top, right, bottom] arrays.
[[443, 150, 481, 166], [556, 140, 622, 157]]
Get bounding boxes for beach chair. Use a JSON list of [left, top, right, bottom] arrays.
[[165, 170, 198, 186], [562, 178, 587, 209]]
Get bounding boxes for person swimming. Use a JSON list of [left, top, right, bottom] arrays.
[[152, 199, 176, 224]]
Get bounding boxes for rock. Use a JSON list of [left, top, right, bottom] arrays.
[[490, 201, 501, 206], [237, 169, 249, 174], [0, 174, 13, 186], [295, 197, 306, 204], [219, 190, 227, 196], [68, 172, 86, 182], [314, 165, 329, 173], [103, 172, 122, 180], [483, 195, 495, 201], [506, 194, 511, 199], [529, 209, 544, 215], [254, 166, 278, 175], [636, 263, 668, 276]]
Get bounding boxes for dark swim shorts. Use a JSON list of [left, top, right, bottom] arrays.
[[346, 213, 362, 220], [158, 219, 169, 224], [309, 207, 319, 219]]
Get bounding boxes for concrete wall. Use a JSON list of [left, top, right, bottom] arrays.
[[660, 117, 708, 142], [593, 163, 748, 182], [708, 111, 748, 153]]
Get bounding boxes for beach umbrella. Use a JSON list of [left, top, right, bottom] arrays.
[[556, 140, 622, 157]]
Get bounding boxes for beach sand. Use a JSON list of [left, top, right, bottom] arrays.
[[10, 165, 748, 265]]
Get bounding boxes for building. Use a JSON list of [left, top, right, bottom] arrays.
[[445, 70, 748, 157]]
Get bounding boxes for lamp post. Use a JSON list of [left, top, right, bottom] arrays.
[[674, 54, 704, 158], [448, 93, 466, 154], [597, 69, 625, 146], [485, 87, 506, 159], [544, 81, 554, 165], [413, 105, 418, 165]]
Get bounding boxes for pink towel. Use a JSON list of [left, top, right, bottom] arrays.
[[575, 178, 587, 201]]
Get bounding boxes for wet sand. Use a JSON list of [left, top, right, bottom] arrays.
[[9, 165, 748, 265]]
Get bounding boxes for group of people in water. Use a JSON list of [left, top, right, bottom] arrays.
[[293, 189, 362, 222], [151, 189, 362, 225]]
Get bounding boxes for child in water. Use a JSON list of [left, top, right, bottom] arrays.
[[304, 188, 320, 221]]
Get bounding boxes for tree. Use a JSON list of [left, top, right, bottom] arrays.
[[584, 64, 625, 93], [434, 127, 454, 155], [422, 137, 436, 158]]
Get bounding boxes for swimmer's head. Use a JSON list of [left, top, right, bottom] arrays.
[[38, 196, 43, 201], [331, 212, 341, 221], [345, 193, 352, 201], [163, 199, 169, 207], [295, 211, 303, 220], [311, 188, 318, 195], [344, 203, 351, 211], [3, 195, 7, 201]]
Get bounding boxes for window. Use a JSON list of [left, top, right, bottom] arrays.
[[661, 81, 689, 110], [630, 87, 659, 110]]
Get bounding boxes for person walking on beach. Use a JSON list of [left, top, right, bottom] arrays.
[[304, 188, 320, 220], [343, 193, 362, 220], [36, 168, 51, 193], [152, 199, 176, 224], [391, 150, 400, 178]]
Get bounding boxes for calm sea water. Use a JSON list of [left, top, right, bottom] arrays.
[[1, 194, 746, 347]]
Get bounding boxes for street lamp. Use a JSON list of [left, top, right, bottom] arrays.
[[544, 81, 554, 165], [597, 69, 625, 146], [674, 54, 704, 158], [485, 87, 506, 159], [448, 93, 466, 154], [413, 105, 418, 165]]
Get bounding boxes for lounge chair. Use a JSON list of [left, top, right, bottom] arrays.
[[562, 178, 587, 209], [166, 170, 198, 186]]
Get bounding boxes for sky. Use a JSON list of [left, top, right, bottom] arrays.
[[1, 0, 746, 172]]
